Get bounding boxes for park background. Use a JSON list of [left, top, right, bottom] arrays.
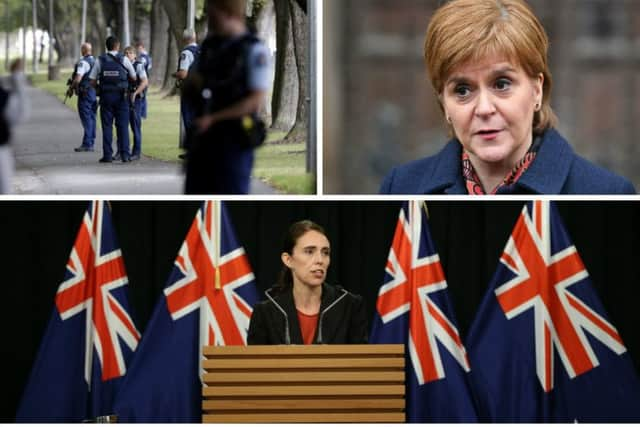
[[0, 0, 315, 194]]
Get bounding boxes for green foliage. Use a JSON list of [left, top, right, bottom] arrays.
[[0, 0, 37, 32], [253, 137, 313, 194], [252, 0, 268, 15], [196, 0, 206, 19]]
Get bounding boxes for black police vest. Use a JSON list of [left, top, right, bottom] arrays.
[[99, 53, 129, 93], [197, 33, 259, 113], [74, 55, 95, 90], [130, 61, 147, 97], [0, 87, 10, 146]]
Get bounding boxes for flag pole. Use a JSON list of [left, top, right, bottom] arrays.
[[214, 201, 221, 290]]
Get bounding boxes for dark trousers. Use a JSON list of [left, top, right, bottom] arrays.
[[100, 91, 130, 160], [129, 97, 144, 156], [184, 124, 254, 194], [77, 89, 97, 148], [180, 96, 195, 150], [141, 96, 148, 119]]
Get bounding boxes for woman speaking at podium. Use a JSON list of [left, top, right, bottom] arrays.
[[247, 220, 368, 345]]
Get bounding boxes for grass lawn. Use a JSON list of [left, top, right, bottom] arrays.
[[30, 69, 315, 194]]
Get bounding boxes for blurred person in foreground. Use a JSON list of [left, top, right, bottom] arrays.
[[0, 59, 30, 194], [380, 0, 635, 195], [183, 0, 270, 194]]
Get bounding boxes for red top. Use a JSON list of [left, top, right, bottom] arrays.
[[297, 310, 319, 345]]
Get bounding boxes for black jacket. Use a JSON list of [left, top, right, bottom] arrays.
[[247, 283, 368, 345]]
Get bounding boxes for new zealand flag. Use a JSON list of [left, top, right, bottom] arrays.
[[370, 201, 477, 422], [466, 200, 640, 422], [16, 201, 140, 422], [113, 201, 258, 422]]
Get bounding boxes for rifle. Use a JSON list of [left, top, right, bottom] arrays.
[[63, 78, 74, 104]]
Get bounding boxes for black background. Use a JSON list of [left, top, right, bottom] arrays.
[[1, 200, 639, 421]]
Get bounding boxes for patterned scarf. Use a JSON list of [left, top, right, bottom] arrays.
[[462, 136, 542, 195]]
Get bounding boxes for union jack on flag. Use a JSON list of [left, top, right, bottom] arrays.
[[113, 201, 258, 422], [16, 201, 140, 422], [165, 200, 256, 369], [467, 200, 640, 422], [370, 201, 477, 422], [57, 201, 141, 385], [495, 200, 625, 392]]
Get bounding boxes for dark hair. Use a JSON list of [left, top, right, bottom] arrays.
[[275, 220, 327, 292], [106, 36, 120, 51], [208, 0, 247, 18]]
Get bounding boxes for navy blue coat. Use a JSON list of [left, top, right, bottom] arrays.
[[380, 128, 635, 195]]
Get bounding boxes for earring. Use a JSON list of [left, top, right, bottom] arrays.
[[534, 102, 540, 111]]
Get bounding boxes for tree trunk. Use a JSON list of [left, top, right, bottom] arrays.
[[270, 0, 297, 132], [160, 0, 187, 55], [133, 0, 150, 43], [162, 29, 178, 93], [150, 0, 169, 86], [253, 0, 275, 125], [101, 0, 119, 44], [283, 0, 307, 143], [52, 0, 78, 67], [160, 0, 187, 93]]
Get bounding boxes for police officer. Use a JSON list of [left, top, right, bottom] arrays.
[[89, 36, 137, 163], [72, 42, 97, 152], [185, 0, 271, 194], [172, 28, 199, 158], [134, 39, 152, 119], [124, 46, 149, 161]]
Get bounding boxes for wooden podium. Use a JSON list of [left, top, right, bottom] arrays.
[[202, 344, 405, 423]]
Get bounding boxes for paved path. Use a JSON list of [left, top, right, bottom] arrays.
[[12, 86, 277, 195]]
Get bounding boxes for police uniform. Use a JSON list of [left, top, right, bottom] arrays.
[[184, 32, 271, 194], [129, 60, 148, 159], [178, 43, 200, 147], [73, 55, 97, 151], [137, 51, 152, 118], [89, 50, 136, 162]]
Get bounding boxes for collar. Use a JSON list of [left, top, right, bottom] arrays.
[[267, 283, 341, 344], [107, 50, 119, 56], [462, 135, 541, 194], [508, 128, 574, 194], [418, 128, 575, 194]]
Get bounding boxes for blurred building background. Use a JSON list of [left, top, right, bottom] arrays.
[[323, 0, 640, 194]]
